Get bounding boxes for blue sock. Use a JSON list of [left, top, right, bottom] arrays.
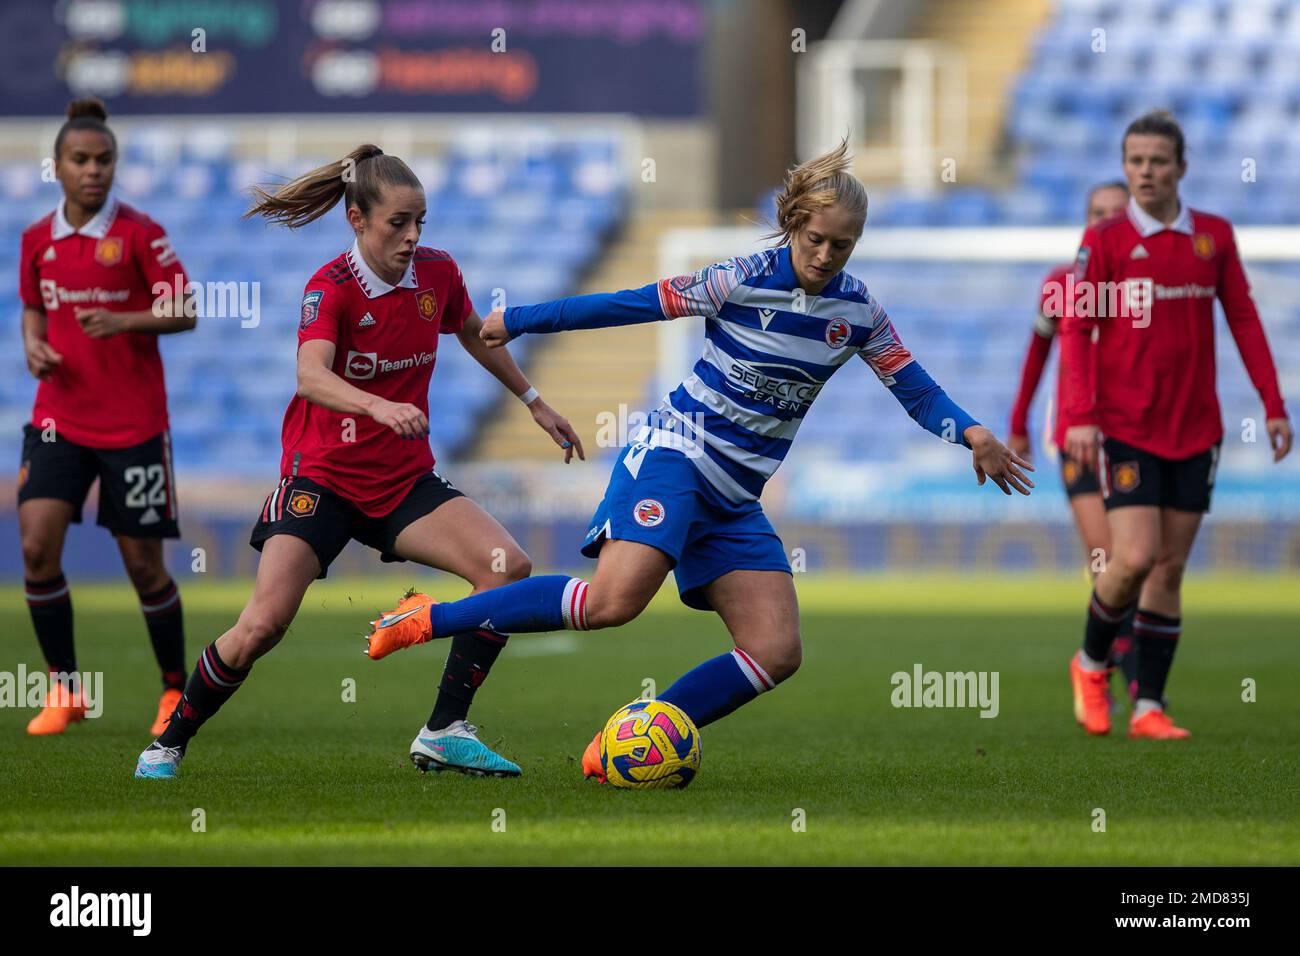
[[659, 649, 775, 728], [428, 575, 589, 637]]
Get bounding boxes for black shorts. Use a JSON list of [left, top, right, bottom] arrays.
[[1060, 453, 1100, 499], [1098, 436, 1220, 513], [249, 471, 464, 578], [18, 424, 180, 538]]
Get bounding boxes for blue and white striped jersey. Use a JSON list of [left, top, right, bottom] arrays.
[[646, 245, 916, 502]]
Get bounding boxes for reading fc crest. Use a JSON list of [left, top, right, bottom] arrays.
[[633, 498, 665, 527], [825, 317, 851, 349]]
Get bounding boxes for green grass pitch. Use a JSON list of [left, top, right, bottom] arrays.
[[1, 574, 1296, 865]]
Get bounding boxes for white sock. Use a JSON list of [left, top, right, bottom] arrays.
[[1078, 650, 1109, 672], [1134, 697, 1163, 718]]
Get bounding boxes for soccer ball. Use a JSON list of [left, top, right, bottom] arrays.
[[600, 699, 701, 790]]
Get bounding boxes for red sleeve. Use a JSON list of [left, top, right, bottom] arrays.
[[298, 280, 344, 346], [440, 260, 472, 335], [19, 230, 43, 310], [1217, 227, 1287, 421], [133, 219, 189, 299], [1059, 227, 1105, 425], [1009, 328, 1054, 436]]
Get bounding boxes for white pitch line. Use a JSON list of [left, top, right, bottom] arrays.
[[505, 634, 581, 657]]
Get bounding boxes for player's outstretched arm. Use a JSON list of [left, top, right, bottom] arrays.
[[479, 283, 669, 348], [884, 362, 1033, 495]]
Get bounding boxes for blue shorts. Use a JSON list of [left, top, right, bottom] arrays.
[[581, 441, 792, 611]]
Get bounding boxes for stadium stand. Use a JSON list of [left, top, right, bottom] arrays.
[[872, 0, 1300, 227]]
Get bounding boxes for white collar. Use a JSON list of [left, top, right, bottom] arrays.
[[51, 195, 119, 241], [346, 239, 418, 298], [1127, 195, 1193, 237]]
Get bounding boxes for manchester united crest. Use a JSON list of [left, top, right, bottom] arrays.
[[1062, 459, 1080, 487], [1192, 233, 1215, 260], [287, 491, 319, 518], [1112, 461, 1140, 493], [417, 289, 437, 321], [94, 236, 124, 266]]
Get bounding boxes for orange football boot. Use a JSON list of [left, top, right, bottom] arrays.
[[149, 687, 183, 736], [366, 590, 435, 660], [1129, 709, 1191, 740], [26, 681, 86, 736], [1070, 651, 1112, 735], [581, 732, 606, 783]]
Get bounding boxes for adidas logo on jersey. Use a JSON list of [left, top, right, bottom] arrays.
[[43, 246, 56, 261], [1130, 244, 1149, 259], [358, 312, 376, 327]]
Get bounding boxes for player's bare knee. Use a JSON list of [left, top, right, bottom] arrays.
[[464, 546, 530, 591], [504, 550, 532, 583], [779, 636, 804, 681], [1150, 558, 1186, 595], [20, 535, 60, 579], [236, 611, 289, 658], [752, 634, 802, 684], [1112, 548, 1156, 586], [122, 557, 168, 594]]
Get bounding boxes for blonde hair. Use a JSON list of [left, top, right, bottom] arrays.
[[766, 139, 868, 245], [244, 144, 422, 229]]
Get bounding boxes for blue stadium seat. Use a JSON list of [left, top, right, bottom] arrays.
[[854, 0, 1300, 230]]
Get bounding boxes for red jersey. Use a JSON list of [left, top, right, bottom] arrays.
[[19, 197, 189, 449], [1060, 199, 1287, 459], [281, 241, 472, 517]]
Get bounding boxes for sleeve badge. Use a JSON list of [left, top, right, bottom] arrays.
[[300, 290, 324, 329]]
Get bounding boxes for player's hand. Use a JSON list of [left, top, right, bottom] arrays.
[[966, 425, 1034, 496], [24, 337, 63, 380], [529, 398, 585, 463], [1266, 417, 1293, 462], [1007, 432, 1032, 463], [372, 400, 429, 440], [74, 307, 126, 339], [1064, 424, 1101, 472], [478, 308, 511, 349]]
